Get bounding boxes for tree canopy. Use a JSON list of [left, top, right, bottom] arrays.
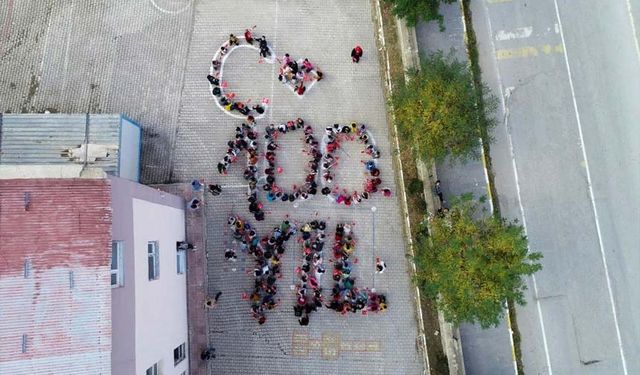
[[383, 0, 456, 28], [413, 194, 542, 328], [391, 52, 496, 163]]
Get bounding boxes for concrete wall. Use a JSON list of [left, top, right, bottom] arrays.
[[109, 176, 188, 375], [119, 116, 142, 182]]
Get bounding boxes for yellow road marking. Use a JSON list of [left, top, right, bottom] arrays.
[[497, 44, 564, 59]]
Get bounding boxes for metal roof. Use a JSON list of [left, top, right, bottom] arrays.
[[0, 178, 112, 375], [0, 113, 121, 175]]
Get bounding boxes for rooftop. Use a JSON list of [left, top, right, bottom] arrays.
[[0, 177, 112, 374], [0, 113, 122, 175]]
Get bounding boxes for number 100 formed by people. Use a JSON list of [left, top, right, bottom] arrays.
[[216, 117, 390, 222]]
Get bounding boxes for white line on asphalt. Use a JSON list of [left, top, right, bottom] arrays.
[[552, 1, 629, 374], [504, 87, 552, 375], [481, 3, 554, 374], [625, 0, 640, 65], [495, 26, 533, 41]]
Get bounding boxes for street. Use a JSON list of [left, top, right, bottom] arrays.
[[472, 0, 640, 373]]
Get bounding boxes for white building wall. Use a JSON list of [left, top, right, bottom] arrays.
[[132, 198, 188, 375]]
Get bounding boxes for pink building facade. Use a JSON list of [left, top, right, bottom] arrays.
[[110, 176, 189, 375]]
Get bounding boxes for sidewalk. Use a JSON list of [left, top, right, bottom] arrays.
[[414, 2, 516, 374]]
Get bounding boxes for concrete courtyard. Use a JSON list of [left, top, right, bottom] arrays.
[[0, 0, 426, 374]]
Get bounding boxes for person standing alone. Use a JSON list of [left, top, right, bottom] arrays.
[[351, 45, 363, 63]]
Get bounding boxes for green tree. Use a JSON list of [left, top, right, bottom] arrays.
[[391, 52, 496, 163], [383, 0, 456, 29], [413, 194, 542, 328]]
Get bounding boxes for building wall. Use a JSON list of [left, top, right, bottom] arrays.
[[133, 198, 188, 375], [110, 177, 138, 375], [109, 176, 188, 375]]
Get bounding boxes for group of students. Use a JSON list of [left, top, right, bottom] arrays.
[[294, 221, 328, 325], [320, 122, 392, 205], [208, 28, 271, 117], [229, 216, 297, 325], [325, 223, 388, 315], [217, 119, 266, 221], [262, 118, 322, 203], [278, 53, 323, 96], [207, 72, 267, 117], [224, 216, 387, 326], [216, 116, 393, 213]]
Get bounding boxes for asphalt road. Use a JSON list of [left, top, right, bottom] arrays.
[[472, 0, 640, 373]]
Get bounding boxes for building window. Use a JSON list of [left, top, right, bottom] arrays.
[[177, 248, 186, 274], [111, 241, 124, 287], [147, 241, 159, 280], [174, 343, 186, 366], [145, 362, 159, 375]]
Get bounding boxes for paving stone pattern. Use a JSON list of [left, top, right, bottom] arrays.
[[0, 1, 426, 374], [0, 0, 193, 183]]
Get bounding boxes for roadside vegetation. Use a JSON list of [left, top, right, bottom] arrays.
[[383, 0, 455, 30], [375, 3, 449, 373], [376, 0, 541, 372], [414, 194, 542, 328], [383, 4, 540, 370], [460, 0, 526, 371], [391, 52, 496, 163]]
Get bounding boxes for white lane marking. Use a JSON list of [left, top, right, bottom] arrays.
[[625, 0, 640, 65], [482, 3, 554, 374], [149, 0, 192, 15], [553, 1, 629, 373], [495, 26, 533, 41], [554, 23, 560, 34], [504, 87, 552, 375]]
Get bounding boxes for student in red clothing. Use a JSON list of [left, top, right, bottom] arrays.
[[351, 45, 363, 63], [244, 28, 254, 44], [296, 83, 306, 96]]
